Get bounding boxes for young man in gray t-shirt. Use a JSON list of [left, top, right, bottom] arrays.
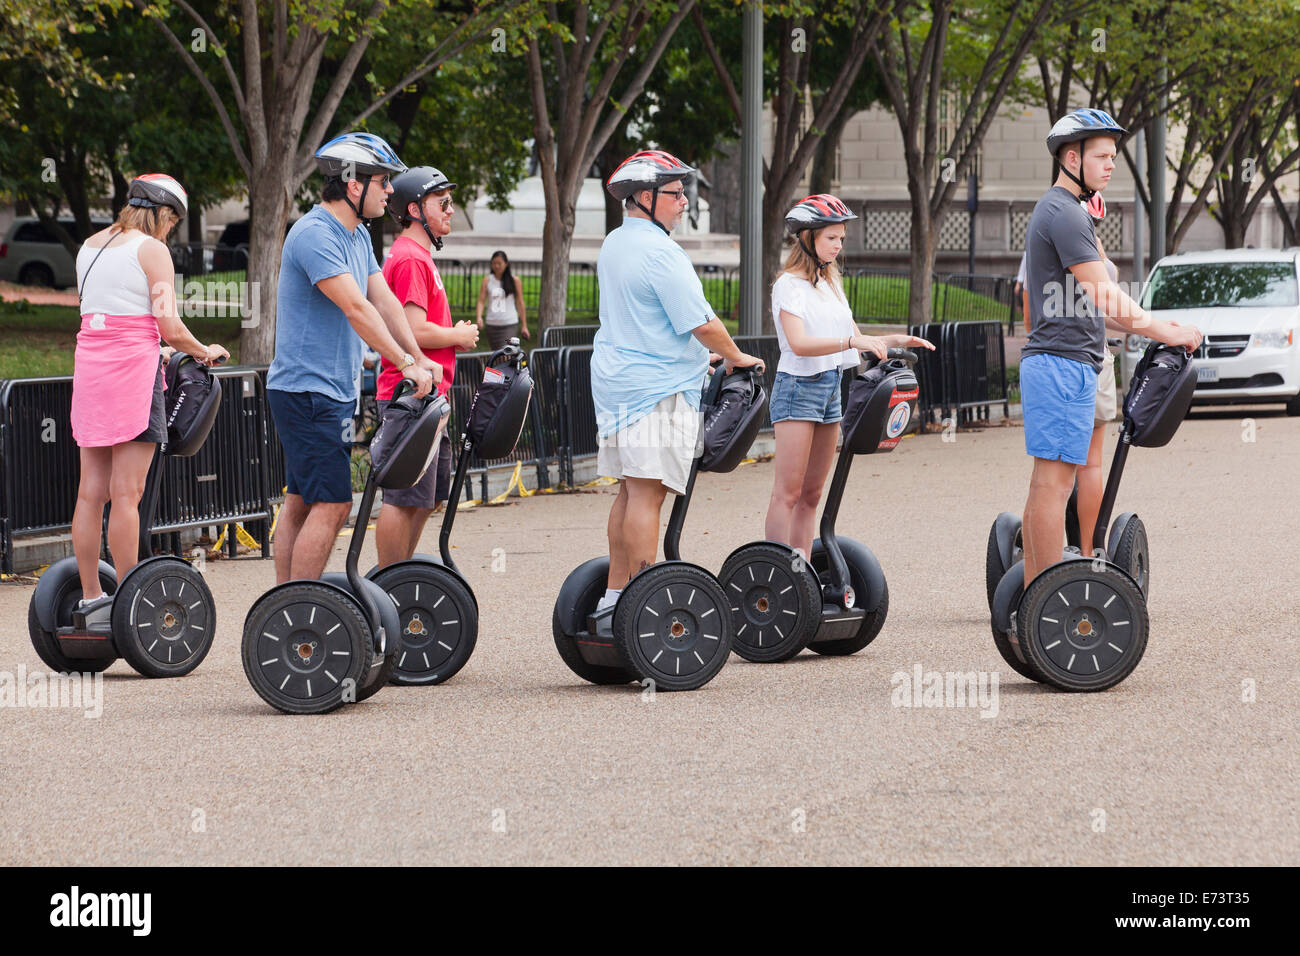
[[1018, 109, 1202, 586]]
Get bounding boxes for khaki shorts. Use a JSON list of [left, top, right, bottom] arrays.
[[1096, 351, 1118, 424], [597, 391, 701, 495]]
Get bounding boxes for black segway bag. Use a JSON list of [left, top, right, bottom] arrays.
[[163, 352, 222, 457], [1124, 343, 1196, 448], [698, 367, 767, 473], [841, 357, 920, 454], [369, 391, 450, 490], [466, 352, 533, 460]]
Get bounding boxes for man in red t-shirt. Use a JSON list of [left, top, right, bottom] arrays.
[[375, 165, 479, 567]]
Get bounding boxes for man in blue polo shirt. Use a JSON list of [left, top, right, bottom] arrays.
[[592, 149, 763, 611], [1020, 110, 1201, 585], [266, 131, 436, 584]]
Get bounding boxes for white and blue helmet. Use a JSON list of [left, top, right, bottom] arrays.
[[1046, 108, 1127, 158], [314, 131, 407, 180]]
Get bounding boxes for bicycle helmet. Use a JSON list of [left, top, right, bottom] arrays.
[[1046, 108, 1127, 199], [389, 165, 457, 251], [127, 173, 188, 218], [606, 149, 696, 235], [314, 131, 407, 223], [785, 193, 857, 279], [1083, 191, 1106, 223]]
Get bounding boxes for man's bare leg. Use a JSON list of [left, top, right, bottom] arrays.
[[288, 501, 352, 580], [607, 482, 630, 589], [1022, 457, 1078, 583], [273, 494, 309, 585], [618, 476, 668, 585]]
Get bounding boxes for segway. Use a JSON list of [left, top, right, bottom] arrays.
[[241, 380, 450, 714], [720, 349, 920, 662], [365, 340, 534, 685], [553, 363, 767, 691], [28, 354, 223, 677], [988, 343, 1197, 690]]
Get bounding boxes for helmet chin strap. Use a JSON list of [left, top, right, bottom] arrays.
[[343, 177, 373, 226], [1060, 154, 1095, 201], [634, 187, 669, 236], [798, 235, 832, 286], [413, 202, 443, 251]]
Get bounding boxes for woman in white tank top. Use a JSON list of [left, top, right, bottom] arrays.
[[475, 250, 529, 351], [70, 173, 228, 614]]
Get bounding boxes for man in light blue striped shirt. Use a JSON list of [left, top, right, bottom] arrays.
[[593, 149, 763, 611]]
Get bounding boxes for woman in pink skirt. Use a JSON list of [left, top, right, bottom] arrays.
[[71, 173, 228, 615]]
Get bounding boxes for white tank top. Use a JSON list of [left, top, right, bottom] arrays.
[[76, 233, 152, 315], [485, 274, 519, 325]]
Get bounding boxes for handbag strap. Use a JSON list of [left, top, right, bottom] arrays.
[[77, 228, 124, 306]]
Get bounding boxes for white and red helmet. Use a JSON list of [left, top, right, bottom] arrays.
[[606, 149, 696, 200], [785, 193, 857, 234], [1083, 191, 1106, 222], [128, 173, 188, 217]]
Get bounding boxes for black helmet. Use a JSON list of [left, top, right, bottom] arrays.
[[388, 165, 456, 250], [127, 174, 188, 217]]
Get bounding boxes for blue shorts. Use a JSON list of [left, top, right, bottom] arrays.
[[1020, 353, 1097, 465], [267, 388, 354, 504], [770, 368, 842, 425]]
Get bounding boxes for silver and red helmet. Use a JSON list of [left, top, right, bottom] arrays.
[[605, 149, 696, 200], [1083, 192, 1106, 222], [127, 174, 188, 217], [785, 193, 858, 234]]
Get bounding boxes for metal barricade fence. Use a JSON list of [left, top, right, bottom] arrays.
[[936, 273, 1017, 328], [559, 347, 599, 487], [541, 324, 599, 349], [906, 321, 1007, 426], [0, 367, 279, 572]]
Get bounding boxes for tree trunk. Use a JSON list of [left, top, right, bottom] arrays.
[[809, 107, 852, 196], [242, 174, 295, 365], [906, 195, 935, 324], [759, 194, 787, 334], [537, 195, 576, 332]]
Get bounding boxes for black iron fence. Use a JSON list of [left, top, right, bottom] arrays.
[[1, 325, 1005, 569]]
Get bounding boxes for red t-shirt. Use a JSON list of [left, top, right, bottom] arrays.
[[377, 235, 455, 401]]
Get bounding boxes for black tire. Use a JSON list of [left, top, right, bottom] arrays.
[[985, 514, 1023, 611], [1286, 392, 1300, 416], [113, 560, 216, 678], [807, 538, 888, 656], [371, 563, 478, 686], [242, 582, 373, 714], [1018, 562, 1148, 692], [27, 567, 118, 674], [1065, 482, 1081, 551], [18, 262, 55, 288], [551, 557, 634, 685], [345, 577, 402, 703], [720, 543, 821, 663], [613, 563, 732, 691], [1111, 515, 1150, 597], [991, 622, 1042, 682]]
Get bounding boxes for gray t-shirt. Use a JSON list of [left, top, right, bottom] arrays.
[[1022, 186, 1105, 371]]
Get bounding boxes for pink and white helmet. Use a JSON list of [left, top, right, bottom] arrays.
[[1083, 191, 1106, 222], [606, 149, 696, 199], [785, 193, 857, 234], [127, 173, 188, 217]]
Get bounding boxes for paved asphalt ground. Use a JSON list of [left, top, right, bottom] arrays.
[[1, 410, 1296, 866]]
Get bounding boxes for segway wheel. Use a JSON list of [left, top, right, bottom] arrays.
[[1111, 514, 1150, 597], [720, 544, 821, 663], [113, 560, 216, 678], [27, 566, 118, 674], [1018, 562, 1148, 692], [614, 563, 732, 691], [807, 538, 888, 656], [985, 513, 1022, 611], [242, 582, 373, 714], [991, 623, 1042, 682], [552, 557, 634, 686], [370, 563, 478, 686]]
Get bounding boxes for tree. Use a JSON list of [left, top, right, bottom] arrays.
[[872, 0, 1058, 323], [695, 0, 894, 330], [130, 0, 523, 363], [524, 0, 699, 333]]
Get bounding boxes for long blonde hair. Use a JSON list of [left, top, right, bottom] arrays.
[[113, 203, 179, 241], [782, 226, 845, 298]]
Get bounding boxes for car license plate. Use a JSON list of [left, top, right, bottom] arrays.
[[1196, 366, 1219, 383]]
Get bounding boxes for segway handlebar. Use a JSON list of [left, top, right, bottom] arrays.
[[862, 348, 918, 368]]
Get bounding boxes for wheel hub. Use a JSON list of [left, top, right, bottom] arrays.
[[1066, 607, 1104, 650]]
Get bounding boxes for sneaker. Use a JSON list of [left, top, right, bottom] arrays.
[[77, 594, 113, 613]]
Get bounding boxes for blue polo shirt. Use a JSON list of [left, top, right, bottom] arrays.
[[591, 217, 713, 438], [266, 205, 382, 403]]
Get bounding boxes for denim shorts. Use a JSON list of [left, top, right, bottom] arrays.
[[1020, 353, 1097, 465], [267, 388, 354, 504], [770, 368, 842, 425]]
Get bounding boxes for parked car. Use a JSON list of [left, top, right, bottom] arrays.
[[0, 217, 112, 288], [1124, 248, 1300, 415]]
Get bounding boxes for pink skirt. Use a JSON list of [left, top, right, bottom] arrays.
[[72, 312, 165, 447]]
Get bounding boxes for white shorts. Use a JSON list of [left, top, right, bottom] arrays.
[[1096, 351, 1118, 424], [597, 392, 701, 495]]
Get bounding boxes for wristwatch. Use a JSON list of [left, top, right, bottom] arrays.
[[396, 352, 415, 372]]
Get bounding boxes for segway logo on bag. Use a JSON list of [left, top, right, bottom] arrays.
[[879, 388, 918, 449]]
